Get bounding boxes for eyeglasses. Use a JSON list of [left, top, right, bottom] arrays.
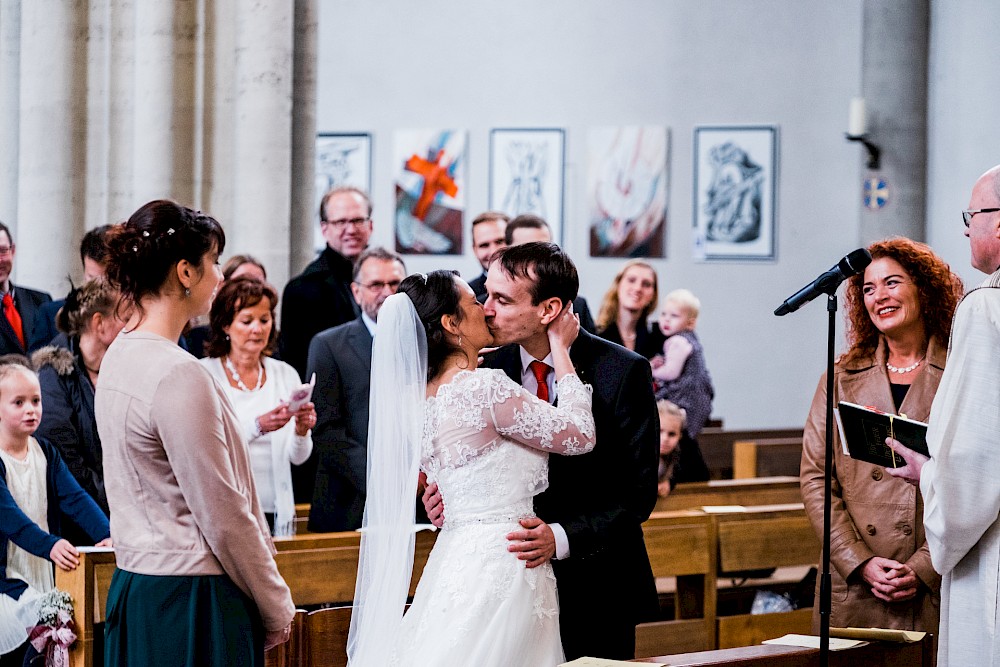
[[962, 208, 1000, 227], [323, 217, 370, 228], [0, 246, 12, 257], [354, 280, 401, 293]]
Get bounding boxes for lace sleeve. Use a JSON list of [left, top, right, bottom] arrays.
[[489, 371, 595, 455]]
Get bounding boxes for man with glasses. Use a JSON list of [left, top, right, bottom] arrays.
[[280, 186, 374, 382], [306, 247, 411, 532], [886, 165, 1000, 666], [0, 221, 52, 356]]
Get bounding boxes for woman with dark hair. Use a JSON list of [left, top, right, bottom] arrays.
[[95, 200, 294, 665], [199, 277, 314, 536], [32, 279, 125, 532], [347, 270, 595, 666], [800, 237, 964, 636], [595, 259, 662, 357]]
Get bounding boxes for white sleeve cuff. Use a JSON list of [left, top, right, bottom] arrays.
[[550, 522, 570, 560]]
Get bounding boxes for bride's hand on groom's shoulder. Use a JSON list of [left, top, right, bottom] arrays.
[[506, 517, 555, 568]]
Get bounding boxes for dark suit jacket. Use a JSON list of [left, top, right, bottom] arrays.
[[469, 271, 488, 302], [307, 318, 427, 531], [29, 297, 63, 352], [0, 284, 52, 356], [279, 247, 360, 381], [487, 329, 660, 660]]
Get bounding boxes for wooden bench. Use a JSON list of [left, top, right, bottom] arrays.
[[637, 511, 718, 656], [712, 504, 819, 649], [57, 529, 438, 667], [732, 438, 803, 479], [658, 476, 802, 512], [699, 428, 804, 479]]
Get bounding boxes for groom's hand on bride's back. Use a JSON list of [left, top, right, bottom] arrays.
[[422, 482, 445, 528], [506, 517, 555, 568]]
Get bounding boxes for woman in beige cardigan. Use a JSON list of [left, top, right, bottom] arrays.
[[96, 200, 294, 666], [800, 237, 962, 634]]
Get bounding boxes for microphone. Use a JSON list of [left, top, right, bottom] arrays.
[[774, 248, 872, 316]]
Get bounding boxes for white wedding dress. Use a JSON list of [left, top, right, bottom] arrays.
[[388, 368, 594, 667]]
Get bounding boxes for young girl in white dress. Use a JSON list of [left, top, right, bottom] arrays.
[[0, 361, 111, 665], [347, 270, 595, 667]]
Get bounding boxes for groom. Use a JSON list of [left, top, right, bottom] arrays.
[[424, 242, 660, 660]]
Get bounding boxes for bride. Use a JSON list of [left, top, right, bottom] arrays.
[[347, 270, 595, 667]]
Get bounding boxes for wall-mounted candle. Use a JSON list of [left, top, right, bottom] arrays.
[[849, 97, 867, 136]]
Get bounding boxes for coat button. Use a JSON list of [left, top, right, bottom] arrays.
[[901, 525, 913, 536], [871, 468, 883, 481], [866, 525, 877, 536]]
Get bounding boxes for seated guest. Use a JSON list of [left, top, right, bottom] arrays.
[[595, 259, 662, 357], [30, 225, 112, 352], [504, 214, 597, 332], [800, 237, 963, 634], [656, 400, 684, 498], [468, 211, 508, 302], [0, 222, 52, 356], [307, 247, 411, 532], [32, 279, 125, 533], [199, 277, 315, 536], [184, 254, 269, 358]]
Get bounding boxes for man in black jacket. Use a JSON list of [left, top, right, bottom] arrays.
[[0, 221, 52, 356], [424, 242, 660, 660], [280, 186, 372, 501]]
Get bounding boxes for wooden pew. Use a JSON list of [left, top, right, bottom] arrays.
[[58, 529, 439, 667], [712, 504, 819, 649], [732, 437, 803, 479], [636, 511, 717, 657], [658, 476, 802, 512], [699, 428, 804, 479]]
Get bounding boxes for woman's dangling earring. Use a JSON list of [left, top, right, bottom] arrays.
[[457, 335, 462, 348], [184, 288, 191, 297]]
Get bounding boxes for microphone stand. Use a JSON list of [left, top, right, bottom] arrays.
[[818, 293, 837, 667]]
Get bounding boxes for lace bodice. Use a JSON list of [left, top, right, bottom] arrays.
[[422, 369, 594, 527]]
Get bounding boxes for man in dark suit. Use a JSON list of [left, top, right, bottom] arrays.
[[279, 186, 372, 381], [0, 222, 52, 356], [468, 210, 508, 302], [307, 247, 406, 532], [424, 242, 660, 660]]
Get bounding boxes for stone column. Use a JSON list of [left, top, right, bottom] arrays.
[[289, 0, 319, 278], [857, 0, 929, 244], [0, 0, 21, 230], [16, 0, 86, 293]]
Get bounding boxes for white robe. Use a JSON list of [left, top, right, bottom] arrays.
[[921, 268, 1000, 667]]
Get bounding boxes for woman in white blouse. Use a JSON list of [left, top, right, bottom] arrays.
[[199, 277, 315, 536]]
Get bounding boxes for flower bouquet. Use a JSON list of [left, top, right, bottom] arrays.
[[25, 589, 76, 667]]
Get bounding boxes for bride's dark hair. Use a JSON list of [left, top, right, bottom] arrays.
[[399, 270, 463, 381]]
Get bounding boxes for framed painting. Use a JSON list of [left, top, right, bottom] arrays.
[[586, 126, 668, 258], [393, 129, 467, 255], [489, 128, 565, 243], [693, 125, 778, 261], [314, 133, 372, 252]]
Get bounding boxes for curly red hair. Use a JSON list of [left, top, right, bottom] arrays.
[[842, 237, 964, 364]]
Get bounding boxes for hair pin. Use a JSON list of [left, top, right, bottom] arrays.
[[419, 273, 428, 284], [167, 228, 175, 235], [132, 244, 139, 252], [142, 231, 150, 237]]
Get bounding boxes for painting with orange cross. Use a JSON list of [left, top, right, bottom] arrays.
[[393, 129, 467, 255]]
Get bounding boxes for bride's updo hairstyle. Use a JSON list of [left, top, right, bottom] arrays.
[[399, 269, 462, 381], [105, 199, 225, 318]]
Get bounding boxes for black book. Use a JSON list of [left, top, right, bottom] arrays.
[[835, 401, 929, 468]]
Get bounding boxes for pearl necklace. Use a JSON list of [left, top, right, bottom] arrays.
[[886, 357, 924, 374], [224, 355, 263, 391]]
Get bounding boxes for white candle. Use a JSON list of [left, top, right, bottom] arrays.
[[849, 97, 867, 136]]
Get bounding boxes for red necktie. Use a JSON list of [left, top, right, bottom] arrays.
[[2, 293, 24, 350], [529, 360, 551, 403]]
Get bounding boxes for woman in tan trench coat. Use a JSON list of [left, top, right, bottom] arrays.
[[800, 237, 963, 634]]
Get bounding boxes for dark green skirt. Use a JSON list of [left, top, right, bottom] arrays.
[[104, 569, 264, 667]]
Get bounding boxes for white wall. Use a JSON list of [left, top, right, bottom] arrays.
[[317, 0, 866, 428], [926, 0, 1000, 287]]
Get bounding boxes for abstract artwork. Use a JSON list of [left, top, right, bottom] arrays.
[[586, 126, 668, 258], [693, 125, 777, 261], [489, 129, 564, 242], [314, 133, 372, 252], [393, 129, 467, 255]]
